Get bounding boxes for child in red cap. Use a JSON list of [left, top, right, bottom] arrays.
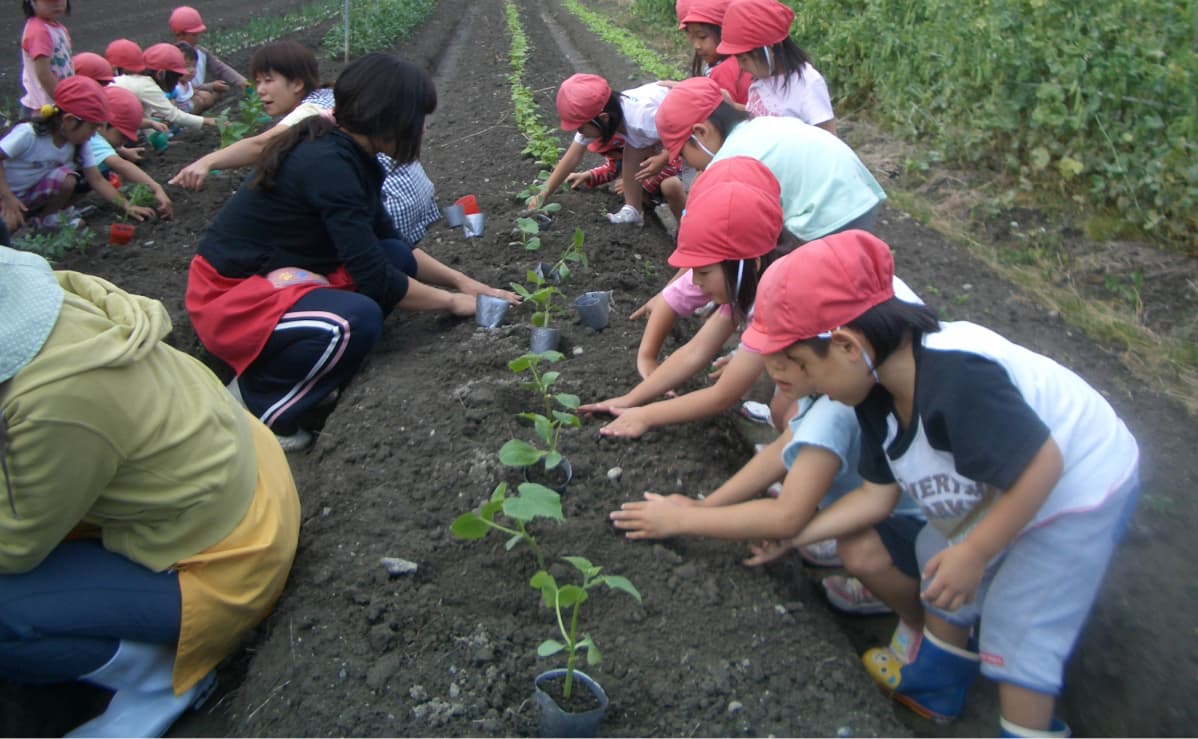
[[18, 0, 74, 120], [168, 5, 247, 104], [88, 85, 173, 219], [718, 0, 836, 133], [71, 51, 113, 85], [113, 42, 218, 134], [741, 230, 1140, 738], [526, 73, 685, 225], [0, 75, 156, 235], [676, 0, 753, 105]]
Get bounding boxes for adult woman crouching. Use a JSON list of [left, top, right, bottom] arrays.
[[0, 245, 300, 738], [186, 54, 517, 451]]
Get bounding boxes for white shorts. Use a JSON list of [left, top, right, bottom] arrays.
[[915, 470, 1140, 695]]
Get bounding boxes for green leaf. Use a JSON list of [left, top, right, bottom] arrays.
[[1029, 146, 1051, 171], [508, 355, 533, 373], [511, 283, 533, 300], [544, 202, 561, 213], [507, 483, 564, 521], [1057, 156, 1084, 179], [450, 513, 488, 539], [516, 217, 540, 234], [544, 450, 563, 470], [504, 533, 523, 551], [532, 312, 550, 328], [488, 482, 507, 503], [526, 237, 541, 251], [530, 569, 556, 590], [556, 584, 588, 606], [551, 410, 579, 428], [557, 263, 571, 280], [585, 641, 602, 666], [600, 575, 643, 602], [541, 371, 560, 387], [499, 439, 545, 467], [533, 415, 553, 445], [479, 499, 503, 521], [537, 639, 566, 657], [541, 350, 565, 363], [554, 393, 580, 409], [563, 555, 596, 574]]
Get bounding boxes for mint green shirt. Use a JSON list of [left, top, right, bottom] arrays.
[[713, 117, 886, 241]]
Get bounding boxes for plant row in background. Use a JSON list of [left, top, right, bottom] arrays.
[[206, 1, 341, 56], [505, 1, 564, 168], [562, 0, 682, 81], [635, 0, 1197, 251], [322, 0, 439, 57]]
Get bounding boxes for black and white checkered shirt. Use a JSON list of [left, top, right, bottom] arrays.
[[378, 157, 440, 244]]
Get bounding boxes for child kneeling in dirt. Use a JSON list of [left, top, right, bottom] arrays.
[[186, 54, 519, 452], [527, 73, 685, 225], [608, 160, 927, 638], [0, 245, 301, 738], [739, 230, 1140, 737]]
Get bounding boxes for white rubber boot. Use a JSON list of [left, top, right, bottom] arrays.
[[65, 641, 216, 738]]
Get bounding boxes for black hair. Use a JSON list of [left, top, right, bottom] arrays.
[[31, 107, 88, 168], [249, 40, 322, 96], [23, 0, 71, 18], [152, 69, 182, 93], [251, 54, 436, 190], [687, 22, 725, 77], [707, 101, 750, 139], [719, 230, 798, 325], [176, 41, 197, 64], [593, 91, 625, 145], [797, 298, 941, 364], [738, 38, 812, 90]]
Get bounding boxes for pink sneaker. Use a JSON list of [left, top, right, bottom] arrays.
[[821, 575, 892, 615], [798, 538, 841, 567]]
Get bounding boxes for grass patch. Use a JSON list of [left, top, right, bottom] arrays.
[[207, 1, 341, 56], [323, 0, 438, 57], [561, 0, 683, 80]]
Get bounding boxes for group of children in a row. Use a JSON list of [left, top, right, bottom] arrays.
[[1, 0, 245, 241], [523, 0, 1143, 736]]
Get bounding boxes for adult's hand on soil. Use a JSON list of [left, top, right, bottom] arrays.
[[921, 541, 986, 613], [457, 277, 521, 305], [446, 292, 477, 317], [170, 161, 210, 190], [609, 492, 695, 539], [743, 538, 794, 567]]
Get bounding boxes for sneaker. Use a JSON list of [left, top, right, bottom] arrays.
[[799, 538, 842, 567], [605, 204, 643, 225], [274, 427, 314, 452], [765, 482, 783, 498], [821, 575, 892, 615], [740, 400, 772, 425]]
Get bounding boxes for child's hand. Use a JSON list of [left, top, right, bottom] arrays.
[[708, 352, 734, 380], [150, 120, 169, 133], [629, 296, 655, 320], [636, 151, 669, 181], [155, 192, 174, 220], [524, 191, 545, 211], [579, 395, 635, 416], [125, 204, 156, 222], [609, 491, 696, 539], [565, 171, 591, 189], [743, 538, 795, 567], [2, 196, 28, 232], [921, 540, 988, 613], [597, 407, 651, 439], [118, 145, 145, 162]]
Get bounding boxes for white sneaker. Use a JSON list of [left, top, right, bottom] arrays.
[[605, 204, 643, 225], [274, 427, 314, 452], [821, 575, 892, 615], [798, 538, 842, 567]]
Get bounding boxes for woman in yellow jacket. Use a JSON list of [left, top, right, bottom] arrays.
[[0, 244, 300, 738]]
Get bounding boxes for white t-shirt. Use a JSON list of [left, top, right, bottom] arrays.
[[0, 122, 96, 196], [572, 81, 669, 150], [745, 63, 834, 126], [857, 321, 1140, 542], [277, 88, 335, 128]]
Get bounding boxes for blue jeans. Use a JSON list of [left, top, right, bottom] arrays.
[[0, 541, 181, 683]]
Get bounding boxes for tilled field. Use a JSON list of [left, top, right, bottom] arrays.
[[1, 0, 1196, 736]]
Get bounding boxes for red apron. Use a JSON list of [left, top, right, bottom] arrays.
[[186, 255, 355, 374]]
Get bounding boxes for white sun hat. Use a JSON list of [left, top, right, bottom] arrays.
[[0, 245, 65, 383]]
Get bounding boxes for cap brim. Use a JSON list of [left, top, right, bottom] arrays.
[[739, 323, 797, 355], [716, 40, 756, 55], [560, 117, 585, 131], [663, 135, 687, 162], [666, 249, 714, 269]]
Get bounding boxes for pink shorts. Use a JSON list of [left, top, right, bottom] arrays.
[[17, 165, 76, 210]]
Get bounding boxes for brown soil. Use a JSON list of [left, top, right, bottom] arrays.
[[2, 0, 1196, 737]]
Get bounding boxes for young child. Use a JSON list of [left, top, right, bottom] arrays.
[[172, 42, 199, 114], [19, 0, 74, 120], [741, 230, 1140, 737], [607, 160, 927, 632], [678, 0, 752, 105], [168, 5, 248, 104], [718, 0, 836, 133], [89, 85, 173, 219], [113, 42, 217, 134], [71, 51, 113, 85], [527, 73, 685, 225], [579, 156, 786, 436], [563, 133, 683, 217], [630, 76, 886, 422], [0, 75, 155, 235]]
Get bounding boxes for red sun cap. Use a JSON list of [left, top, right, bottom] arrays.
[[144, 43, 188, 75], [682, 0, 732, 27], [675, 0, 691, 28], [72, 52, 115, 84], [670, 156, 782, 268], [717, 0, 795, 56], [169, 5, 207, 34], [106, 39, 146, 73], [52, 75, 111, 125], [655, 76, 724, 160], [741, 230, 897, 355], [556, 74, 612, 131], [104, 85, 145, 143]]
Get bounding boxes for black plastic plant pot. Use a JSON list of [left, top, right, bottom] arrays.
[[534, 669, 609, 738], [530, 326, 560, 355], [523, 457, 572, 494]]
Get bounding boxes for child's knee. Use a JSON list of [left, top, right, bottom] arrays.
[[837, 528, 891, 575]]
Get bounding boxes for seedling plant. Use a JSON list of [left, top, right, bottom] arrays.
[[511, 227, 589, 327], [121, 183, 157, 217], [499, 351, 580, 473], [530, 556, 641, 699], [11, 227, 96, 261], [450, 482, 563, 570]]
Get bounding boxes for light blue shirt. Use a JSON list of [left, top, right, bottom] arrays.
[[782, 395, 922, 517], [88, 133, 117, 174], [713, 116, 886, 241]]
